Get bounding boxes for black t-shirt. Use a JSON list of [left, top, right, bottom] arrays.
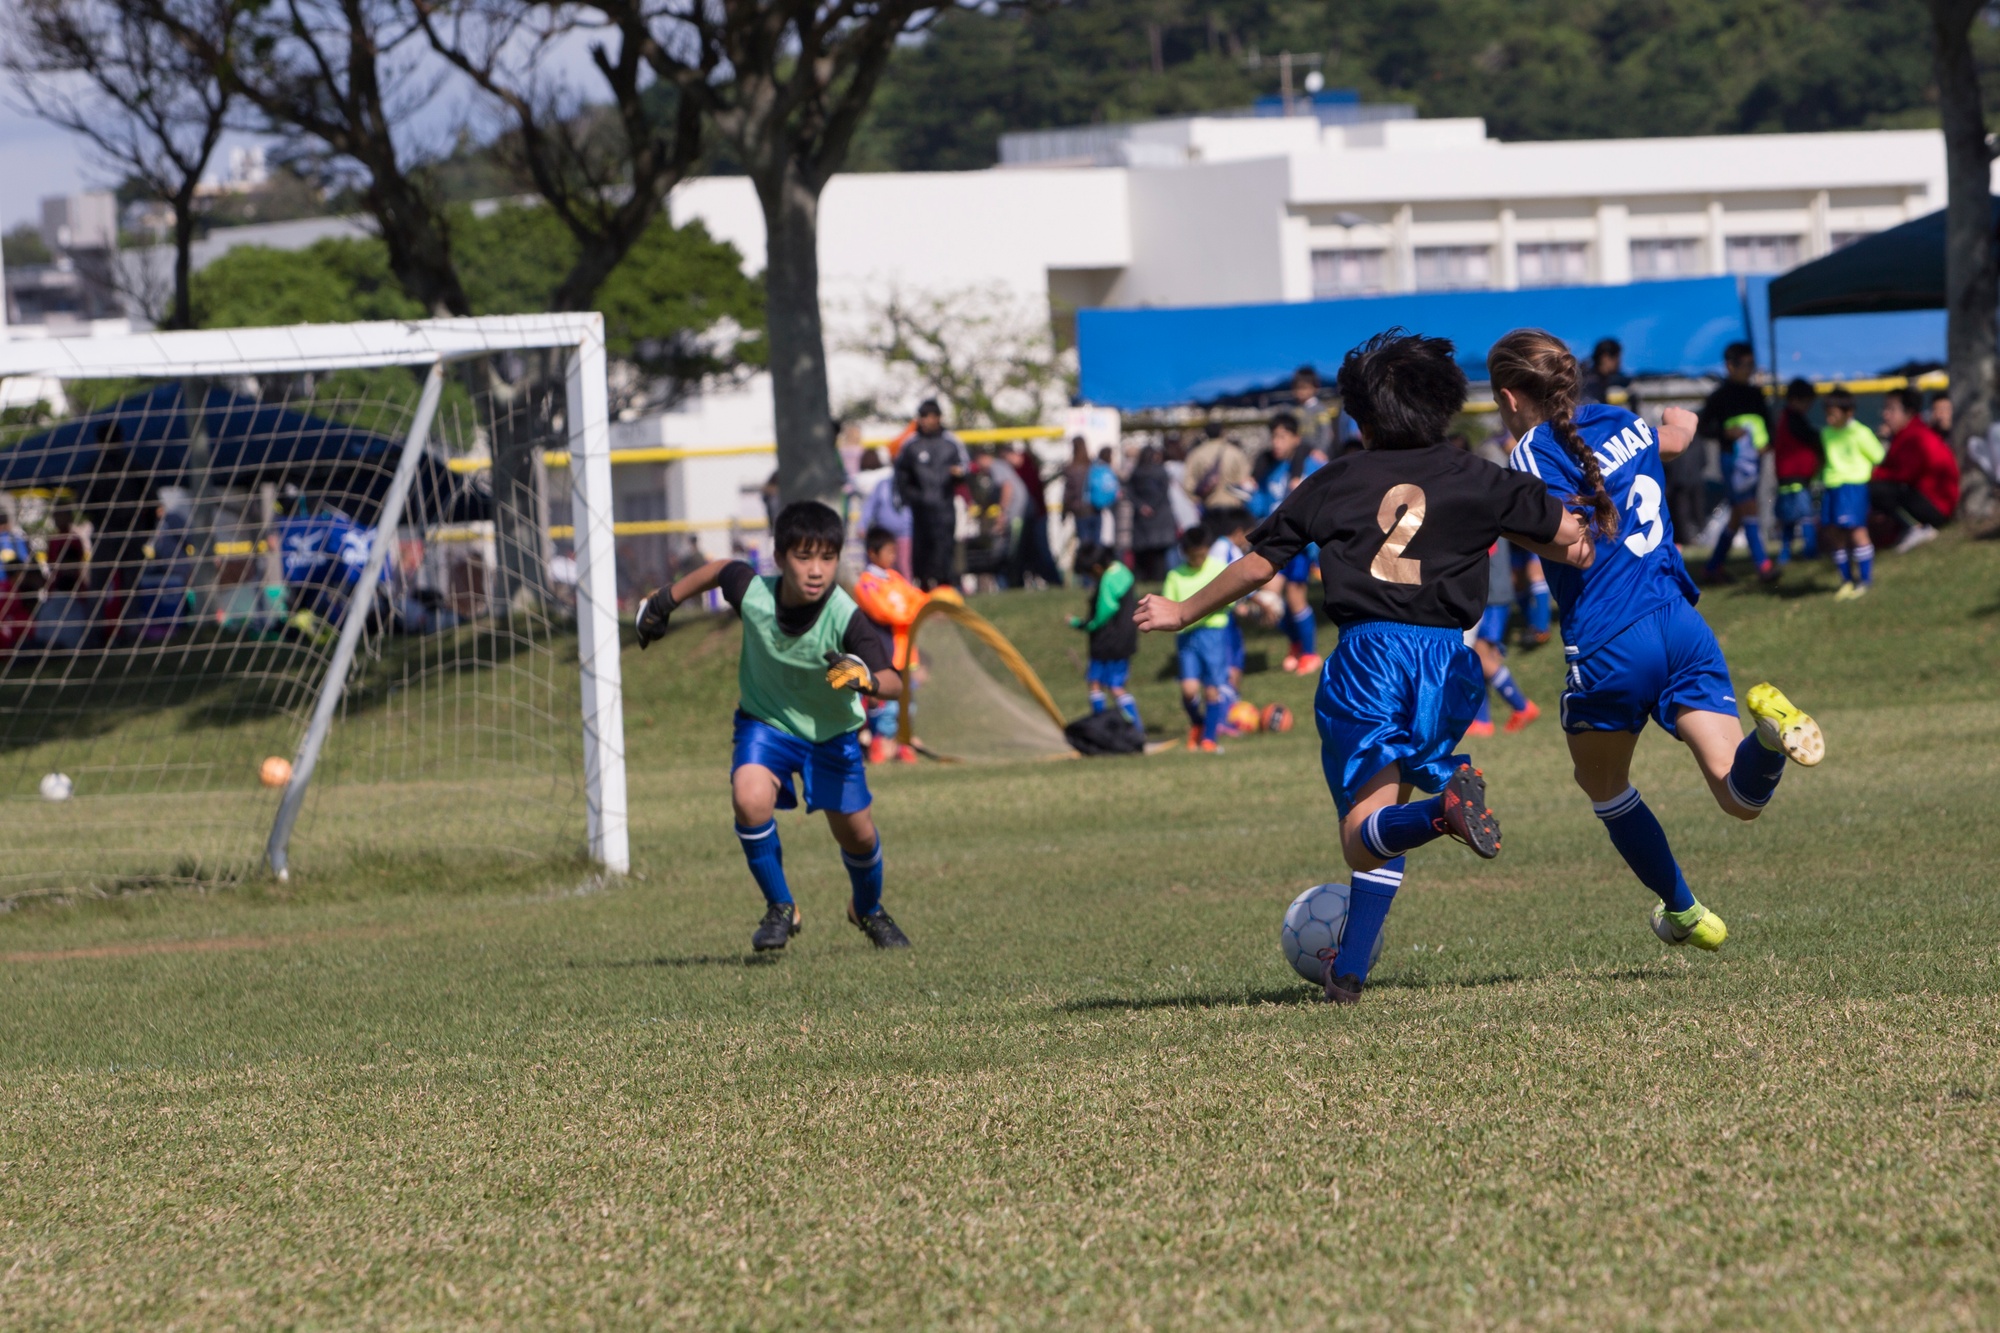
[[716, 562, 894, 674], [1247, 444, 1565, 631], [1697, 380, 1768, 441]]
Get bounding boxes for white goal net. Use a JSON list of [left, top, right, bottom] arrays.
[[0, 317, 627, 902]]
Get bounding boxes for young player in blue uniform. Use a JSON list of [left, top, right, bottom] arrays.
[[1138, 330, 1593, 1004], [1250, 413, 1324, 675], [1488, 329, 1825, 952], [633, 502, 913, 954]]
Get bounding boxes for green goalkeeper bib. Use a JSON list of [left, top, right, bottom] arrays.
[[737, 575, 866, 743]]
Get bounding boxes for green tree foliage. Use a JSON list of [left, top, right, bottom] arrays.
[[190, 209, 764, 393], [851, 0, 1990, 171]]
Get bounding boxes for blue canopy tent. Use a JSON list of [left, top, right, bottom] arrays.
[[0, 381, 479, 525], [1076, 276, 1749, 410]]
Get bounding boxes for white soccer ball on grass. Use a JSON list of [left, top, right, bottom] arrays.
[[39, 772, 74, 802], [1280, 881, 1384, 984]]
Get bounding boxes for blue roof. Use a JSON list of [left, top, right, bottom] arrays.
[[1076, 277, 1748, 409]]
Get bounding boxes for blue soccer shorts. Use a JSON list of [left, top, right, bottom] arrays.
[[1558, 599, 1736, 738], [1822, 482, 1870, 529], [1725, 445, 1762, 505], [1176, 626, 1232, 688], [731, 710, 872, 814], [1476, 603, 1511, 647], [1086, 657, 1131, 689], [1315, 620, 1484, 819]]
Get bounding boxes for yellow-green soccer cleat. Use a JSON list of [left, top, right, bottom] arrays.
[[1745, 682, 1825, 766], [1652, 902, 1728, 951]]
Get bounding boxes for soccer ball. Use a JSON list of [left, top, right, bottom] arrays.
[[260, 756, 294, 788], [1261, 702, 1294, 733], [1280, 881, 1385, 984], [39, 772, 73, 802], [1226, 700, 1263, 734]]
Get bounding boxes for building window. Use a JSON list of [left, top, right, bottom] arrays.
[[1517, 242, 1589, 287], [1311, 249, 1387, 298], [1725, 235, 1802, 274], [1630, 238, 1703, 280], [1413, 245, 1492, 291]]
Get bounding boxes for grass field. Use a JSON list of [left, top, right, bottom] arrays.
[[2, 534, 1997, 1328]]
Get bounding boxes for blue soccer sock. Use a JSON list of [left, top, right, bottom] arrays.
[[1359, 797, 1447, 860], [1776, 522, 1795, 565], [736, 819, 792, 907], [1528, 579, 1551, 636], [842, 834, 884, 917], [1114, 690, 1140, 727], [1801, 521, 1819, 558], [1855, 541, 1874, 586], [1744, 518, 1768, 566], [1832, 547, 1852, 583], [1492, 665, 1530, 712], [1218, 680, 1240, 711], [1333, 857, 1403, 982], [1289, 607, 1318, 657], [1727, 731, 1788, 809], [1592, 787, 1695, 912], [1202, 698, 1226, 743], [1281, 604, 1304, 650], [1089, 686, 1107, 714], [1181, 692, 1204, 729]]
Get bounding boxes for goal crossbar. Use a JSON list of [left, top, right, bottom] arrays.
[[0, 315, 630, 876]]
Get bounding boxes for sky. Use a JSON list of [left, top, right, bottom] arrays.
[[0, 85, 93, 232]]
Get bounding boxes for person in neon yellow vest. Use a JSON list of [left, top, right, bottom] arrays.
[[633, 502, 911, 954], [1162, 524, 1233, 752]]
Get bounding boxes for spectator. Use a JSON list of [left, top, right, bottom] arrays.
[[1689, 341, 1766, 552], [0, 508, 31, 581], [1771, 378, 1823, 568], [1928, 390, 1954, 440], [1125, 444, 1178, 580], [1161, 433, 1201, 533], [1086, 447, 1121, 546], [1581, 338, 1637, 412], [1181, 420, 1253, 516], [1291, 365, 1341, 462], [1005, 440, 1062, 586], [1060, 436, 1094, 558], [44, 507, 91, 593], [1872, 386, 1959, 552], [1818, 386, 1885, 600], [985, 446, 1030, 587], [857, 446, 912, 576], [893, 398, 968, 590]]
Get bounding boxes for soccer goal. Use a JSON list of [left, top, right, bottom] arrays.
[[0, 315, 627, 900]]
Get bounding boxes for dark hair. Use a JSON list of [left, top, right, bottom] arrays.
[[858, 447, 884, 471], [1180, 522, 1211, 554], [773, 500, 845, 557], [1929, 390, 1951, 408], [1591, 337, 1622, 364], [1076, 541, 1113, 574], [1096, 446, 1113, 463], [1890, 386, 1923, 416], [1785, 376, 1816, 404], [1206, 506, 1250, 536], [1270, 411, 1301, 436], [1486, 328, 1617, 539], [916, 398, 941, 418], [1336, 328, 1468, 452], [863, 525, 898, 554], [1293, 364, 1320, 387], [1826, 386, 1856, 412], [1724, 341, 1755, 367]]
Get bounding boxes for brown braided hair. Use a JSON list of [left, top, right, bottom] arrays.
[[1486, 329, 1618, 540]]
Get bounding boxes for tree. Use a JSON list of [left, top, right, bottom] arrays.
[[640, 1, 955, 507], [1928, 0, 1998, 523], [843, 285, 1070, 428], [2, 0, 242, 330]]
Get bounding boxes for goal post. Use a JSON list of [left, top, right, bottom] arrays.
[[0, 314, 629, 889]]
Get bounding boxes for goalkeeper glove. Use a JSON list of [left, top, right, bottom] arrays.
[[822, 649, 876, 695], [634, 587, 678, 649]]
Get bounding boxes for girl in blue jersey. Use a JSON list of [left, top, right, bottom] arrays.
[[1487, 330, 1825, 951]]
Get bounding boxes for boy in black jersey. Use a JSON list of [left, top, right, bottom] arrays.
[[1137, 330, 1593, 1004]]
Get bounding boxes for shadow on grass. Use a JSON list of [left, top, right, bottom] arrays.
[[1062, 964, 1678, 1011], [583, 953, 781, 969]]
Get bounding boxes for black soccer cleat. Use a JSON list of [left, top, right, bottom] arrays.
[[752, 902, 801, 952], [848, 904, 912, 949], [1435, 763, 1502, 859], [1321, 957, 1364, 1006]]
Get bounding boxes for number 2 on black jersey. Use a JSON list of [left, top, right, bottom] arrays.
[[1369, 484, 1426, 585]]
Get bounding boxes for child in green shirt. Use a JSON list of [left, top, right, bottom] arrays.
[[634, 502, 911, 953], [1817, 387, 1887, 600], [1070, 543, 1140, 727]]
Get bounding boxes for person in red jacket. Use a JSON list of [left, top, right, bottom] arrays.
[[1870, 387, 1960, 553]]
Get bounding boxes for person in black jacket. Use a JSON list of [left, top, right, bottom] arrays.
[[1070, 543, 1141, 727], [1125, 444, 1179, 580], [894, 399, 967, 589], [1684, 342, 1768, 555]]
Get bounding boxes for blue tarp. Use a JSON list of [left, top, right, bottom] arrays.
[[1742, 274, 1948, 383], [1077, 277, 1749, 409]]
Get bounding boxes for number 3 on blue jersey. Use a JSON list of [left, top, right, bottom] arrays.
[[1624, 474, 1665, 557]]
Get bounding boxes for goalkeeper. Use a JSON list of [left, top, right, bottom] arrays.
[[634, 501, 911, 953]]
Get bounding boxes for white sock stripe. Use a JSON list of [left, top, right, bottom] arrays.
[[1354, 870, 1403, 889], [842, 844, 883, 868], [735, 822, 778, 841], [1359, 810, 1392, 861], [1592, 786, 1643, 819], [1725, 774, 1772, 809]]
